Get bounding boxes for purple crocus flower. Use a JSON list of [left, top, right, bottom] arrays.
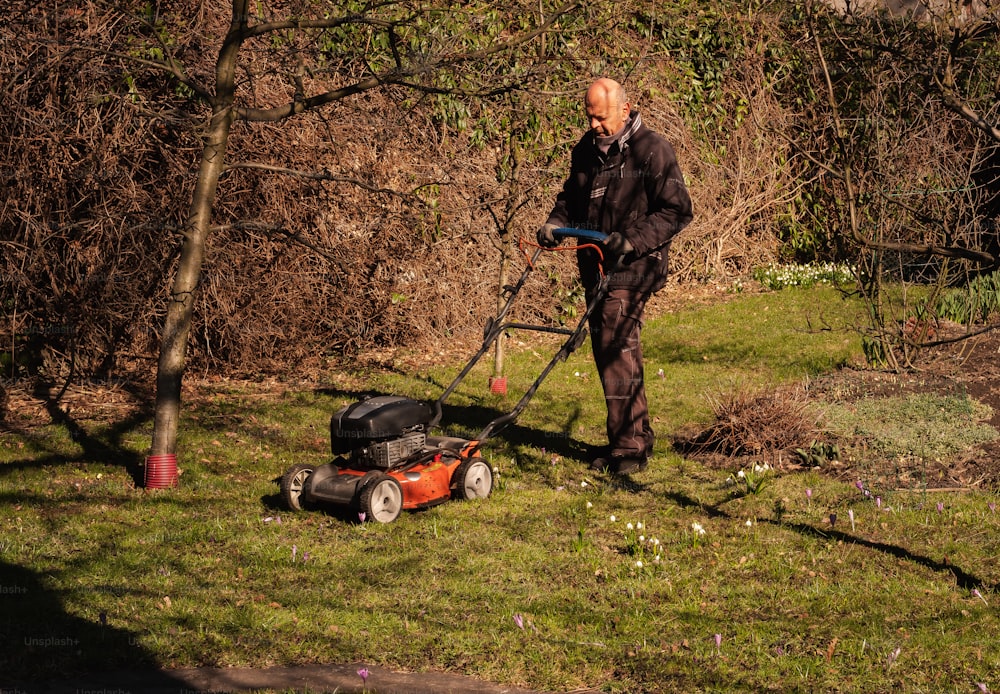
[[989, 502, 996, 513], [358, 511, 366, 523], [855, 480, 864, 492], [936, 501, 944, 513], [358, 666, 370, 684], [829, 513, 837, 527], [513, 613, 524, 630], [714, 633, 722, 652]]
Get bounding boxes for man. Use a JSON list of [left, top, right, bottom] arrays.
[[538, 77, 693, 475]]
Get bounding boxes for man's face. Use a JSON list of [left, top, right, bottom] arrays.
[[585, 88, 628, 137]]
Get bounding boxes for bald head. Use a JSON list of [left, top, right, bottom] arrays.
[[587, 78, 627, 110], [585, 78, 631, 137]]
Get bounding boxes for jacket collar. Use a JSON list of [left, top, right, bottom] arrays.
[[619, 109, 642, 147], [592, 110, 643, 155]]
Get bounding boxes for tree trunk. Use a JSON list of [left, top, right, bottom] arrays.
[[149, 111, 233, 456], [149, 1, 245, 457]]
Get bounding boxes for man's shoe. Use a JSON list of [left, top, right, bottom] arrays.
[[590, 455, 648, 474], [612, 456, 648, 475], [588, 456, 613, 472]]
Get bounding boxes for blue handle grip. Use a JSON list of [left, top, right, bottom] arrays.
[[552, 228, 607, 243]]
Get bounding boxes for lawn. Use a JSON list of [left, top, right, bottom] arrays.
[[1, 284, 998, 693]]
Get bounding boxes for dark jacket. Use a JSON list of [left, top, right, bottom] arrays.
[[546, 111, 693, 293]]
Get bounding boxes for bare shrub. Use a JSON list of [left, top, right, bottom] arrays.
[[664, 51, 790, 282], [676, 383, 822, 461], [0, 2, 198, 380], [0, 1, 584, 381], [0, 0, 808, 383]]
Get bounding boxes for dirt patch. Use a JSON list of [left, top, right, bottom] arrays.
[[676, 320, 1000, 492], [808, 325, 1000, 491]]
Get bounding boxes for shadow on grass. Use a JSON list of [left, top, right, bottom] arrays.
[[0, 381, 153, 486], [666, 489, 997, 592], [0, 558, 188, 690], [779, 520, 996, 592]]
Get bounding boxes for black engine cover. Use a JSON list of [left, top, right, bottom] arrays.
[[330, 395, 433, 455]]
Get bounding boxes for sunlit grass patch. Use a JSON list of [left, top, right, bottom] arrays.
[[1, 285, 999, 691]]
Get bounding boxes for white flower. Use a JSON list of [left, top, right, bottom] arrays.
[[745, 519, 754, 527], [636, 522, 644, 530], [651, 538, 660, 546], [692, 522, 705, 535], [626, 522, 634, 530], [609, 515, 616, 522], [586, 501, 593, 509], [581, 481, 588, 487], [639, 535, 645, 543], [635, 560, 643, 568], [737, 470, 745, 478]]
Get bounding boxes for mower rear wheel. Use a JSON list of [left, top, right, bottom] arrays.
[[452, 457, 493, 500], [360, 473, 404, 523], [281, 463, 315, 511]]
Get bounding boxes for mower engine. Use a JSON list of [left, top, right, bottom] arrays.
[[330, 395, 433, 470]]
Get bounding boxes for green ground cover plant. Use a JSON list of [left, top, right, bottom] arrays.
[[2, 284, 998, 693], [752, 262, 856, 291]]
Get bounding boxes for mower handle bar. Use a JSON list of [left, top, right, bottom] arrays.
[[429, 227, 612, 447], [552, 227, 607, 243], [519, 228, 608, 268]]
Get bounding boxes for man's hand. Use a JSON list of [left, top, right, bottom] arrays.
[[602, 232, 633, 257], [537, 223, 560, 248]]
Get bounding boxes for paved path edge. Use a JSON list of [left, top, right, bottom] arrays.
[[23, 662, 602, 694]]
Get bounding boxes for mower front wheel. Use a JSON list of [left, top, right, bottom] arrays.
[[452, 457, 493, 500], [281, 463, 315, 511], [360, 473, 404, 523]]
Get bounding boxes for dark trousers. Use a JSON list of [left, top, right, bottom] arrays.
[[587, 287, 655, 459]]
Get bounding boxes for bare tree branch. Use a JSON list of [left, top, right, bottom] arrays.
[[234, 0, 579, 121], [224, 161, 435, 201], [937, 78, 1000, 144]]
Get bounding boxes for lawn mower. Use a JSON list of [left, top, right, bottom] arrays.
[[279, 228, 610, 523]]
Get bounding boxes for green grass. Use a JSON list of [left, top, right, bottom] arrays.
[[825, 392, 997, 463], [2, 285, 999, 692]]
